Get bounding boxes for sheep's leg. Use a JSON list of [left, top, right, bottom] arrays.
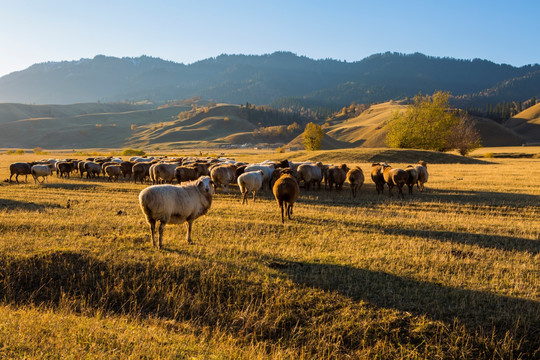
[[398, 185, 404, 199], [241, 191, 247, 204], [287, 203, 293, 219], [279, 201, 285, 223], [252, 191, 256, 202], [158, 221, 166, 249], [186, 221, 193, 244], [149, 219, 156, 247], [388, 184, 393, 197]]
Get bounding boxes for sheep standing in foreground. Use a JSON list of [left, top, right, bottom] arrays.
[[414, 161, 429, 192], [370, 163, 386, 195], [405, 165, 419, 195], [31, 164, 53, 184], [381, 163, 408, 199], [346, 166, 364, 197], [139, 176, 214, 248], [237, 170, 264, 204], [272, 169, 300, 223], [9, 162, 33, 183]]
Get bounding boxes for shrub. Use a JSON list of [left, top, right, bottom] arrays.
[[120, 149, 146, 156], [15, 149, 25, 155]]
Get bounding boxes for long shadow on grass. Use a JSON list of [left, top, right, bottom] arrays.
[[380, 227, 540, 255], [265, 257, 540, 353], [0, 250, 538, 357], [296, 186, 540, 210], [0, 198, 63, 211]]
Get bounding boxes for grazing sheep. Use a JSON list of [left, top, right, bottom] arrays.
[[151, 163, 180, 184], [414, 161, 429, 192], [346, 166, 364, 197], [139, 176, 214, 248], [297, 163, 323, 190], [175, 165, 203, 184], [272, 168, 300, 223], [133, 162, 152, 184], [78, 161, 87, 178], [84, 162, 102, 179], [210, 164, 236, 193], [243, 164, 275, 191], [120, 161, 134, 179], [381, 163, 408, 199], [100, 161, 118, 176], [371, 163, 386, 195], [327, 164, 349, 191], [31, 164, 53, 184], [9, 162, 33, 183], [237, 170, 264, 204], [405, 166, 419, 195], [57, 161, 75, 178], [105, 164, 122, 182]]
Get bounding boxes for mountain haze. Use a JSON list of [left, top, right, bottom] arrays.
[[1, 52, 539, 106]]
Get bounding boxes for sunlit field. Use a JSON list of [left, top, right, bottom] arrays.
[[0, 151, 538, 359]]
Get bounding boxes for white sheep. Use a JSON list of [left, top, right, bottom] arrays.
[[237, 170, 264, 204], [31, 164, 53, 184], [243, 163, 275, 191], [139, 176, 214, 248]]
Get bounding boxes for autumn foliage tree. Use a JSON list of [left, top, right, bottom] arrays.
[[302, 122, 324, 151]]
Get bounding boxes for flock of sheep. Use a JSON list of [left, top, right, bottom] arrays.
[[8, 156, 428, 248]]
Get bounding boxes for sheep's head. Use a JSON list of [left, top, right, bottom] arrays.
[[418, 160, 427, 168], [197, 176, 215, 196]]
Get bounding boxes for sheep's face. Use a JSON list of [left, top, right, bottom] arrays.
[[197, 176, 215, 196]]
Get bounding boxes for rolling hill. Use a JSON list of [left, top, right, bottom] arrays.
[[504, 103, 540, 143], [0, 100, 529, 150]]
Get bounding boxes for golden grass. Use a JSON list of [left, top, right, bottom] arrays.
[[0, 151, 538, 359]]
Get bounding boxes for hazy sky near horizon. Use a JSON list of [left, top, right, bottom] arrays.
[[1, 0, 538, 77]]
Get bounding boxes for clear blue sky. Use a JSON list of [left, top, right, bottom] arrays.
[[1, 0, 538, 77]]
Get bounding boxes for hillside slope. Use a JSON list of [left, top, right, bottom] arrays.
[[504, 103, 540, 143]]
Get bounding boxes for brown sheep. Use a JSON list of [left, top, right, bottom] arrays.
[[381, 163, 408, 199], [414, 161, 429, 192], [272, 168, 300, 223], [327, 164, 349, 190], [133, 162, 153, 184], [9, 162, 33, 183], [57, 161, 75, 178], [175, 165, 201, 184], [346, 166, 364, 197], [210, 164, 236, 193], [105, 164, 122, 182], [120, 161, 134, 179], [405, 166, 419, 195], [370, 163, 386, 194]]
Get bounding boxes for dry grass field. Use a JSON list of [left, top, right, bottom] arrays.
[[0, 150, 538, 359]]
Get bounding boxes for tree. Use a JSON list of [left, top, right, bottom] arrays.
[[447, 113, 482, 156], [302, 122, 324, 151], [386, 91, 459, 151]]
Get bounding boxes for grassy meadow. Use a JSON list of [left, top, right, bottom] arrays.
[[0, 150, 538, 359]]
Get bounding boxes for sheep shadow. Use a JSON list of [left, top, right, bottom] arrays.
[[417, 188, 540, 208], [378, 227, 539, 255], [0, 198, 63, 212], [41, 183, 102, 191], [264, 257, 540, 351]]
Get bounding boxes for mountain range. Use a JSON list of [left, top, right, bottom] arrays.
[[0, 52, 539, 107]]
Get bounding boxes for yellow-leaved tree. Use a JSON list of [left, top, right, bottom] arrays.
[[302, 122, 324, 151]]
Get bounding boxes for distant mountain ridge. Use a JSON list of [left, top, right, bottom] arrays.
[[0, 52, 539, 106]]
